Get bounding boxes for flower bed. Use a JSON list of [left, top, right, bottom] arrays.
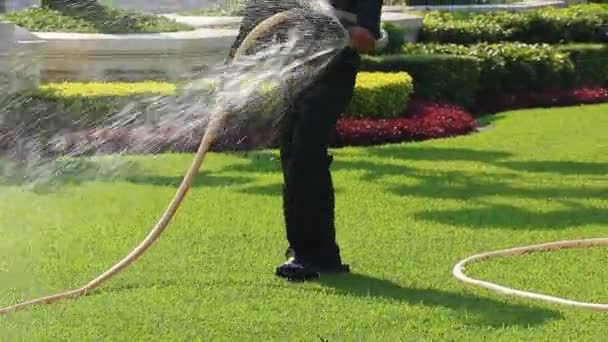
[[332, 100, 477, 147], [473, 86, 608, 114]]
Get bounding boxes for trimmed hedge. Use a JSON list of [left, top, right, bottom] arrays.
[[419, 4, 608, 44], [557, 44, 608, 87], [401, 42, 580, 95], [360, 42, 608, 108], [34, 82, 177, 97], [360, 54, 481, 107], [348, 72, 414, 118], [401, 42, 608, 91]]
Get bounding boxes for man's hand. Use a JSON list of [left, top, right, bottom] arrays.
[[348, 26, 376, 54]]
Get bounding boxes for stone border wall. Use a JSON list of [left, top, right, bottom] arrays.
[[35, 28, 237, 82], [0, 21, 45, 93], [34, 12, 423, 82]]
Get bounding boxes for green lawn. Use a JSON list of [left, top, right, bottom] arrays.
[[1, 104, 607, 340]]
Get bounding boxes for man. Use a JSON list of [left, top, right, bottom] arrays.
[[226, 0, 387, 280]]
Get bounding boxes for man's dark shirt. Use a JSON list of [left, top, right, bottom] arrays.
[[331, 0, 383, 39], [227, 0, 383, 61]]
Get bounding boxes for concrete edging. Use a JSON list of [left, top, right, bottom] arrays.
[[0, 20, 45, 93], [34, 28, 238, 82], [32, 11, 424, 82]]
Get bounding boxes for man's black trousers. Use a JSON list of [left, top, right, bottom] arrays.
[[278, 47, 360, 268], [225, 0, 361, 267]]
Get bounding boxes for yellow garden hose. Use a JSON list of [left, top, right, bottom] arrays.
[[0, 9, 318, 316]]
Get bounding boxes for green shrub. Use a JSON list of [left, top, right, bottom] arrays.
[[420, 11, 520, 44], [401, 42, 575, 94], [419, 4, 608, 44], [377, 22, 408, 55], [557, 44, 608, 86], [35, 81, 178, 97], [360, 54, 481, 107], [348, 72, 414, 118], [521, 4, 608, 43], [1, 6, 193, 33]]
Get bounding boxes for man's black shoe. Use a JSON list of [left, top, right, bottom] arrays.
[[275, 257, 320, 281]]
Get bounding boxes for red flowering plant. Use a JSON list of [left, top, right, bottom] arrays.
[[331, 99, 478, 147]]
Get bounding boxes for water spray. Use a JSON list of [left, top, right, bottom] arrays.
[[0, 6, 348, 315], [3, 2, 604, 318]]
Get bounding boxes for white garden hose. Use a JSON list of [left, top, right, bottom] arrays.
[[452, 237, 608, 311]]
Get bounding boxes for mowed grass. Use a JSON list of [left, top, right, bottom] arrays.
[[0, 104, 607, 340]]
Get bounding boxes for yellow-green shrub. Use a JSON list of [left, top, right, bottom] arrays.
[[36, 81, 177, 97], [349, 72, 414, 118]]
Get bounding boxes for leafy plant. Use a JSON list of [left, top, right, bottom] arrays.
[[348, 72, 414, 118], [361, 53, 481, 106], [419, 4, 608, 44], [1, 6, 193, 33], [557, 44, 608, 87], [401, 42, 575, 94]]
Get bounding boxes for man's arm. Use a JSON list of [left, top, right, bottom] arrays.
[[348, 0, 387, 53], [353, 0, 383, 40]]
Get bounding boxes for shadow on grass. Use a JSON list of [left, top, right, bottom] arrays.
[[238, 183, 282, 196], [237, 183, 348, 196], [0, 157, 253, 193], [475, 113, 509, 129], [413, 203, 608, 230], [122, 173, 255, 188], [219, 146, 608, 178], [497, 160, 608, 176], [3, 146, 605, 230], [216, 146, 514, 175], [363, 145, 608, 176], [315, 273, 562, 328], [388, 171, 608, 201], [195, 147, 608, 231], [363, 146, 514, 163]]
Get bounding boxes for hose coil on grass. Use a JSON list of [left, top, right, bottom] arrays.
[[452, 237, 608, 311]]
